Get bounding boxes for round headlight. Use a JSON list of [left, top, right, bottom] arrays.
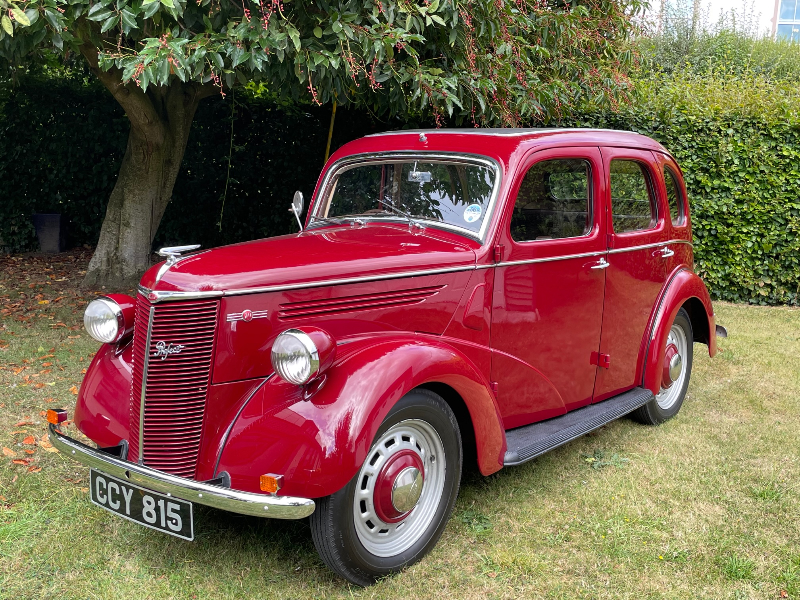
[[84, 297, 124, 344], [271, 329, 320, 385]]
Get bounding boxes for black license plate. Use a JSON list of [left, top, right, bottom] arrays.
[[90, 469, 194, 541]]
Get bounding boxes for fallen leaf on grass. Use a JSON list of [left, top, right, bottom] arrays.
[[12, 367, 25, 375], [22, 436, 36, 445], [12, 459, 30, 466], [2, 447, 16, 457], [67, 335, 81, 339], [24, 449, 35, 455], [781, 591, 789, 598], [42, 362, 52, 367], [15, 420, 34, 426], [80, 487, 88, 493], [38, 300, 50, 305], [27, 466, 42, 473], [11, 430, 27, 435]]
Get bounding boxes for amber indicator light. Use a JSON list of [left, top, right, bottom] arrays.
[[259, 474, 284, 494], [46, 409, 68, 425]]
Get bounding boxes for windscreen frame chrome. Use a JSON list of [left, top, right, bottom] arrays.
[[309, 152, 503, 243]]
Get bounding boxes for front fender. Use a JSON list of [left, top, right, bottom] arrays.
[[214, 334, 506, 499], [641, 268, 717, 395]]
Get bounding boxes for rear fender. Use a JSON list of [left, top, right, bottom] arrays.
[[641, 268, 717, 395], [215, 335, 506, 499]]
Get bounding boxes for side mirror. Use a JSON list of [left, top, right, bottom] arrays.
[[290, 191, 304, 231]]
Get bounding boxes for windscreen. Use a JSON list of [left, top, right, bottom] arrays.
[[317, 159, 497, 235]]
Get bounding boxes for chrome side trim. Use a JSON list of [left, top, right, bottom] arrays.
[[139, 264, 476, 302], [607, 239, 692, 255], [497, 250, 606, 268], [138, 306, 155, 464], [49, 424, 315, 520]]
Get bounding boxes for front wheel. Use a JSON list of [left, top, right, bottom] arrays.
[[632, 307, 694, 425], [310, 389, 462, 586]]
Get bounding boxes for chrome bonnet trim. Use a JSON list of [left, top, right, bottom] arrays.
[[139, 264, 476, 302], [138, 306, 155, 464], [49, 424, 315, 520], [138, 240, 693, 301]]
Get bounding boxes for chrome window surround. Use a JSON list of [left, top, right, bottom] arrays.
[[308, 152, 503, 244], [510, 157, 595, 244], [139, 240, 692, 302]]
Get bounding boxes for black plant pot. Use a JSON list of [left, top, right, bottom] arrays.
[[32, 213, 65, 254]]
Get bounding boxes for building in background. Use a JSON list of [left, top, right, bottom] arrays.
[[773, 0, 800, 41]]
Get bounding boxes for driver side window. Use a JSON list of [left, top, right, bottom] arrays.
[[509, 158, 593, 242]]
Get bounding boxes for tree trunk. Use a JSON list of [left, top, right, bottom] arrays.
[[79, 44, 217, 288]]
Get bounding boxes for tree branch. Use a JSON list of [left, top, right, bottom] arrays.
[[79, 41, 161, 131]]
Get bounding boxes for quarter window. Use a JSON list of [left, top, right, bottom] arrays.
[[510, 158, 592, 242], [609, 160, 657, 233], [664, 166, 685, 225]]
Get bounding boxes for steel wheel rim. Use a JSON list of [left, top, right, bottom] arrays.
[[353, 419, 446, 557], [656, 323, 688, 410]]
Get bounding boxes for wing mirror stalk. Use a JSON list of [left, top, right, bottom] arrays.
[[290, 191, 304, 231]]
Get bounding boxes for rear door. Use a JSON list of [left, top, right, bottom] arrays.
[[593, 148, 668, 402], [491, 147, 608, 429]]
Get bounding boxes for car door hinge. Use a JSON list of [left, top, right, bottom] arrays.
[[606, 234, 615, 250], [490, 381, 499, 396], [493, 244, 504, 263], [590, 352, 611, 369]]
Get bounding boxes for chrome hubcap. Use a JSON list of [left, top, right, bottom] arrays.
[[353, 419, 446, 557], [656, 324, 688, 410], [669, 352, 683, 382], [392, 467, 423, 512]]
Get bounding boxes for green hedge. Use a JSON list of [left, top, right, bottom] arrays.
[[0, 76, 385, 252], [1, 74, 799, 305], [567, 74, 800, 306]]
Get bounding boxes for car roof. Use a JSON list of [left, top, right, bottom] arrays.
[[326, 128, 673, 174], [367, 128, 667, 151]]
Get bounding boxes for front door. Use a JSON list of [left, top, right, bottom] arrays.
[[593, 148, 668, 402], [491, 148, 608, 430]]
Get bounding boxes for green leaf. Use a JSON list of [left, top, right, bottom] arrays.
[[313, 26, 322, 38], [10, 6, 30, 26], [100, 14, 119, 32], [160, 0, 173, 8], [331, 20, 342, 33], [427, 0, 439, 12], [158, 56, 169, 84], [210, 52, 224, 68], [143, 0, 159, 17], [87, 8, 115, 21], [120, 8, 137, 29], [1, 14, 12, 35]]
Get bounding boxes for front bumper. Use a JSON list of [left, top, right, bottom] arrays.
[[49, 424, 315, 520]]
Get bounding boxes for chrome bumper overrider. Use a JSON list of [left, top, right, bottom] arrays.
[[49, 424, 315, 520]]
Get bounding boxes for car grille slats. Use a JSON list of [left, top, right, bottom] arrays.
[[129, 294, 219, 477]]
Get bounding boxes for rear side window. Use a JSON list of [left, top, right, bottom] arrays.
[[510, 158, 592, 242], [664, 166, 686, 225], [609, 160, 657, 233]]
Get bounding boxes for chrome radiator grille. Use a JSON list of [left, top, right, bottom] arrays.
[[129, 294, 219, 477]]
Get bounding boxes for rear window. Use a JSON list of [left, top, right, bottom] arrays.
[[609, 160, 657, 233]]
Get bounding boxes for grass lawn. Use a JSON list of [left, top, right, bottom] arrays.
[[1, 251, 798, 599]]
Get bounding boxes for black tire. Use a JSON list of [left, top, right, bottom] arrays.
[[310, 388, 462, 586], [632, 307, 693, 425]]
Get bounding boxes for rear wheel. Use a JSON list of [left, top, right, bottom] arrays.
[[310, 389, 462, 586], [632, 307, 693, 425]]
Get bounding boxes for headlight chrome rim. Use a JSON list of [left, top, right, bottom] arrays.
[[271, 329, 321, 385], [83, 297, 125, 344]]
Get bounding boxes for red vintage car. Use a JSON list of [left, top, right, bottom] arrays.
[[49, 128, 725, 585]]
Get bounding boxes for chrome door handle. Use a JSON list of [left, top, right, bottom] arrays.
[[591, 258, 610, 270], [660, 246, 675, 258]]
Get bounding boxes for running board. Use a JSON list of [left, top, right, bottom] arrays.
[[503, 387, 654, 466]]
